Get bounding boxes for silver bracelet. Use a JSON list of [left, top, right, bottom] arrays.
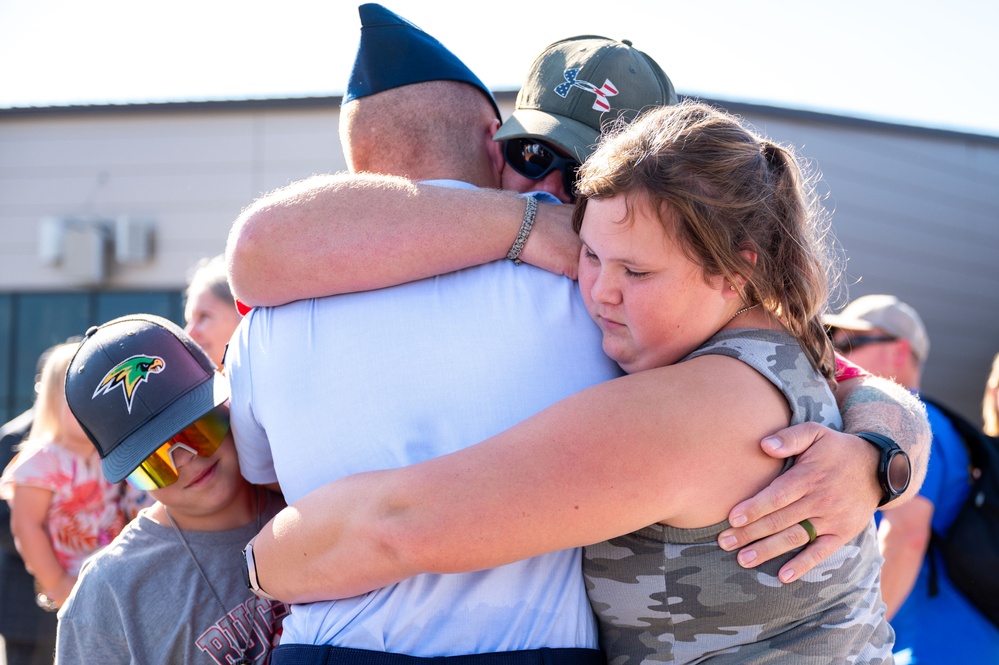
[[506, 196, 538, 265]]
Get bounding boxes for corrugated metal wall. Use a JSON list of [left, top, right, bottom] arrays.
[[1, 95, 997, 422], [727, 103, 999, 425], [0, 102, 344, 289]]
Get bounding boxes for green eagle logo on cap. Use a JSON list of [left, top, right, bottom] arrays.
[[93, 355, 165, 413]]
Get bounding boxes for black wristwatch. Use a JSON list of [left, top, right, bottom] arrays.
[[857, 431, 911, 507], [241, 540, 277, 601]]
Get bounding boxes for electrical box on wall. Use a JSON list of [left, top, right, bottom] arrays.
[[115, 216, 154, 264], [63, 222, 111, 284], [39, 217, 64, 265], [37, 216, 156, 284]]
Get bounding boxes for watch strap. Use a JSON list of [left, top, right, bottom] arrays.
[[855, 430, 897, 454], [242, 541, 279, 601], [856, 431, 909, 507]]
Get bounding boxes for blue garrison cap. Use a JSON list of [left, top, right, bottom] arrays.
[[343, 3, 500, 119]]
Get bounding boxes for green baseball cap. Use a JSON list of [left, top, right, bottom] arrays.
[[494, 35, 677, 161]]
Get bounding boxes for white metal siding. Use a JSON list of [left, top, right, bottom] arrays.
[[733, 108, 999, 423], [0, 106, 344, 289], [1, 97, 996, 422]]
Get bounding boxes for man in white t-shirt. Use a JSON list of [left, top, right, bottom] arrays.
[[226, 5, 619, 665]]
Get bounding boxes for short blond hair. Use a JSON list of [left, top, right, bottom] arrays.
[[340, 80, 499, 187], [185, 254, 234, 309], [26, 342, 81, 446]]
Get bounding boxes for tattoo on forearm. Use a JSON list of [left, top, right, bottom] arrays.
[[841, 377, 931, 488]]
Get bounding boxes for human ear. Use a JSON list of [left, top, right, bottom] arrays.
[[722, 249, 759, 298], [893, 338, 913, 365], [739, 249, 758, 266], [485, 119, 504, 183]]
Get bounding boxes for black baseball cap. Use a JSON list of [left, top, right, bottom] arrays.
[[65, 314, 229, 484]]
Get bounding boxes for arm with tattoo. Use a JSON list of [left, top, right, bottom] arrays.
[[718, 371, 930, 583], [838, 374, 930, 492]]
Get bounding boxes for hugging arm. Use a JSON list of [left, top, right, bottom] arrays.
[[247, 358, 789, 603], [225, 173, 579, 307], [719, 372, 931, 582], [225, 175, 935, 588]]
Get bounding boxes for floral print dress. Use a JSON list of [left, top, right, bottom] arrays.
[[0, 442, 129, 574]]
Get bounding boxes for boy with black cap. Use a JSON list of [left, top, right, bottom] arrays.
[[56, 315, 287, 665]]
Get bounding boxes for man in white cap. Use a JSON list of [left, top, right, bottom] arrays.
[[825, 294, 999, 661], [825, 294, 931, 387]]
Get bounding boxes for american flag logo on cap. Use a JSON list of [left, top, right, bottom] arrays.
[[554, 68, 619, 112]]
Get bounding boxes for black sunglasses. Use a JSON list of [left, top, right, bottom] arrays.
[[503, 138, 580, 200], [832, 334, 898, 354]]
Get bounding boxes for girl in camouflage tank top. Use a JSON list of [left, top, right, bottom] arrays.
[[584, 329, 890, 664]]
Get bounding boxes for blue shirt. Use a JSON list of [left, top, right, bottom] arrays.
[[889, 398, 999, 663]]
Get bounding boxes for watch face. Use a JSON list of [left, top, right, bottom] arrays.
[[886, 450, 911, 493]]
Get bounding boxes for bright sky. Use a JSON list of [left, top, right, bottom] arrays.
[[1, 0, 996, 137]]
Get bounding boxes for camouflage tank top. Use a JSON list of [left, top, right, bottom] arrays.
[[582, 328, 893, 665]]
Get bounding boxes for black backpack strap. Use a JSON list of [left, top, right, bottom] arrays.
[[927, 531, 942, 597], [920, 395, 986, 469], [913, 396, 977, 600], [918, 396, 999, 628]]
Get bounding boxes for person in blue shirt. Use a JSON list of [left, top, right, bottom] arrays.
[[826, 294, 999, 663]]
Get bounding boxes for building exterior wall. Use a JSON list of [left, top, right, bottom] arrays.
[[727, 103, 999, 427], [0, 102, 346, 290], [1, 94, 997, 424]]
